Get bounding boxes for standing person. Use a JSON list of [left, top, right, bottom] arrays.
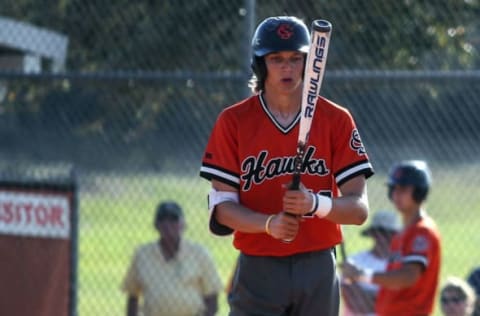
[[342, 160, 442, 316], [121, 201, 223, 316], [341, 210, 400, 316], [440, 276, 477, 316], [200, 16, 374, 316], [468, 268, 480, 296]]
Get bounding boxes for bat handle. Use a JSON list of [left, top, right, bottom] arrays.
[[339, 242, 347, 263], [290, 172, 301, 190], [281, 172, 301, 243], [291, 143, 305, 190], [285, 172, 301, 216]]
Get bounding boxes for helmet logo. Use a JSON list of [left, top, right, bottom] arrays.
[[393, 169, 403, 179], [276, 24, 294, 40]]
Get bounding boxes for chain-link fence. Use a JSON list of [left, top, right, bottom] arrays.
[[1, 1, 479, 315]]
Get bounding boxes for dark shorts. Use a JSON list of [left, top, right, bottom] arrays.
[[229, 248, 339, 316]]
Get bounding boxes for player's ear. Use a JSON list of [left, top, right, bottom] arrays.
[[388, 185, 394, 200], [179, 218, 186, 232]]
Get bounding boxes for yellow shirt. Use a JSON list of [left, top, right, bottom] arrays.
[[122, 240, 222, 316]]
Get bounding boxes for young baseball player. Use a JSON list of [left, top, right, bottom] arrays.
[[200, 16, 374, 316], [342, 160, 442, 316]]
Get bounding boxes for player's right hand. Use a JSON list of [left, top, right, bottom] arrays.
[[268, 212, 300, 240], [282, 182, 314, 216]]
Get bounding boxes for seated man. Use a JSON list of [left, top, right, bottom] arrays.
[[341, 210, 400, 316]]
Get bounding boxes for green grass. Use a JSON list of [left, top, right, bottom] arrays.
[[77, 164, 480, 315], [78, 173, 238, 315]]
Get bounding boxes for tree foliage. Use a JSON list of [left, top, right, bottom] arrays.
[[2, 0, 478, 72], [0, 1, 478, 164]]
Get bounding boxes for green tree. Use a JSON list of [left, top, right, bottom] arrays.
[[256, 0, 479, 70]]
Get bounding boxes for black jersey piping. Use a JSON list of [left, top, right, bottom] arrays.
[[258, 93, 300, 134]]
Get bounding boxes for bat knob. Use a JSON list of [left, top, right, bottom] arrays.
[[312, 20, 332, 32]]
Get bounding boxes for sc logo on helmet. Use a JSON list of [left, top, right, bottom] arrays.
[[276, 24, 294, 39]]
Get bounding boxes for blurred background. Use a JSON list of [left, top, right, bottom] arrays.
[[0, 0, 479, 315]]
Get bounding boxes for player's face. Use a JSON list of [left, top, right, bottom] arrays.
[[371, 229, 396, 253], [264, 51, 305, 95], [440, 289, 470, 316], [156, 218, 184, 243], [390, 185, 417, 213]]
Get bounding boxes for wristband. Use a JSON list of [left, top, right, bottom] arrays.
[[313, 194, 332, 218], [265, 214, 275, 236], [358, 269, 374, 283], [308, 192, 318, 213]]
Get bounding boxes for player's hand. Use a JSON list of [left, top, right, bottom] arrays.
[[268, 212, 300, 241], [340, 261, 364, 282], [282, 182, 314, 216]]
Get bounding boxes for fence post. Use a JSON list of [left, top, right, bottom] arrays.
[[242, 0, 256, 98]]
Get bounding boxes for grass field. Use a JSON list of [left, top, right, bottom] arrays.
[[77, 162, 480, 315]]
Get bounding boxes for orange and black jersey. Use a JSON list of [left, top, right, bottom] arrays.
[[376, 215, 441, 316], [200, 93, 374, 256]]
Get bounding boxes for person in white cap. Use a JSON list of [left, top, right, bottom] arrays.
[[341, 210, 401, 316]]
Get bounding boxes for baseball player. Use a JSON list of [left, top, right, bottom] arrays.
[[342, 160, 442, 316], [200, 16, 374, 316]]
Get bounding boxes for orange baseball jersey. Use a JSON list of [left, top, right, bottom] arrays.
[[376, 215, 441, 316], [200, 93, 374, 256]]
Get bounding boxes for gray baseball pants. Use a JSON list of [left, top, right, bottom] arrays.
[[229, 248, 339, 316]]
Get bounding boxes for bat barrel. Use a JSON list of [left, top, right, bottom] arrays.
[[312, 19, 332, 32]]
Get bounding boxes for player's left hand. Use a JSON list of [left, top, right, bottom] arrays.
[[282, 182, 314, 216]]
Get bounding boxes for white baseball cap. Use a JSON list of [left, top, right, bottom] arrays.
[[362, 210, 401, 236]]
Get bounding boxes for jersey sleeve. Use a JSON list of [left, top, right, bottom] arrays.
[[332, 109, 374, 186], [121, 248, 142, 296], [200, 109, 240, 189], [200, 109, 239, 235], [402, 228, 436, 269]]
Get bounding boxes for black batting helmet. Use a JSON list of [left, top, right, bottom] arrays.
[[250, 16, 310, 91], [387, 160, 432, 203]]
